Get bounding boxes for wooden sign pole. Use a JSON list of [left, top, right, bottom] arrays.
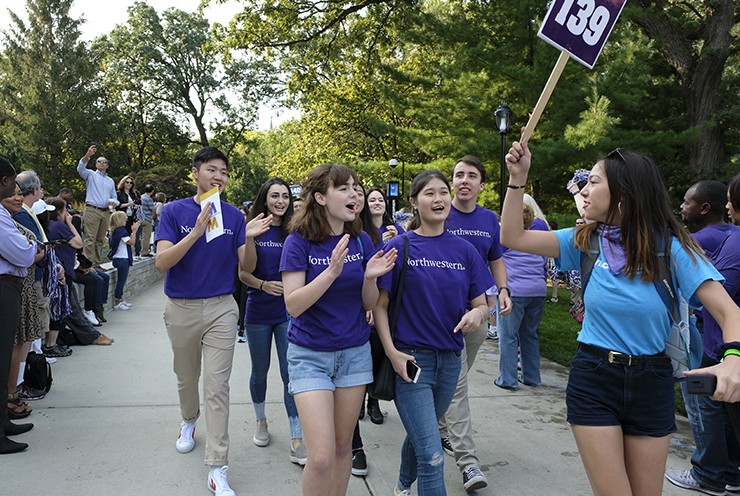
[[521, 51, 570, 141]]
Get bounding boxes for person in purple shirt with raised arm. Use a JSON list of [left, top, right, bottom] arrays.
[[155, 147, 272, 496], [374, 170, 493, 496], [238, 178, 307, 465], [0, 156, 39, 454], [280, 163, 396, 496]]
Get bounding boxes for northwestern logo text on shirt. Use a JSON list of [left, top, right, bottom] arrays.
[[309, 252, 363, 265], [408, 257, 465, 271], [447, 228, 491, 238]]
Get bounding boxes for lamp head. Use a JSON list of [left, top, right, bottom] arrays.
[[495, 100, 512, 134], [389, 158, 399, 169]]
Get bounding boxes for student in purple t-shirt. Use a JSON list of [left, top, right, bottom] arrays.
[[374, 170, 493, 496], [155, 147, 272, 496], [238, 178, 306, 465], [279, 163, 396, 496], [681, 179, 739, 258]]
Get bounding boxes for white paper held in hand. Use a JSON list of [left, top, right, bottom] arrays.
[[200, 186, 224, 243]]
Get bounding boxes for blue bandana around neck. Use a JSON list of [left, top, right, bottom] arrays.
[[597, 224, 627, 275]]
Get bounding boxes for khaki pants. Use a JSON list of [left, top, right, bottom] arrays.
[[82, 207, 110, 266], [139, 220, 153, 256], [164, 295, 238, 466], [439, 320, 488, 471]]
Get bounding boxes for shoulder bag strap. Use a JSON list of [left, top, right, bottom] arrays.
[[389, 235, 409, 337]]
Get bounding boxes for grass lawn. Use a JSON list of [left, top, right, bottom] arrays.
[[538, 286, 687, 415]]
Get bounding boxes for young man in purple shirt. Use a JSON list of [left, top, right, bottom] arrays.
[[681, 180, 739, 258], [440, 154, 513, 492], [155, 147, 271, 496]]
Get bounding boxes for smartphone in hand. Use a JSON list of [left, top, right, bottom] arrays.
[[686, 374, 717, 395], [407, 360, 421, 384]]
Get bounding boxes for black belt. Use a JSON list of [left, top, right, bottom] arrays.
[[579, 343, 671, 366], [86, 204, 109, 211], [0, 274, 23, 283]]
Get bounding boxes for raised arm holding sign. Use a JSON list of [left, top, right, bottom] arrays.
[[521, 0, 628, 141]]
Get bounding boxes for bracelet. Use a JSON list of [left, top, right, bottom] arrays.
[[724, 349, 740, 359], [498, 286, 511, 297], [259, 280, 265, 291], [507, 184, 526, 189], [717, 341, 740, 357]]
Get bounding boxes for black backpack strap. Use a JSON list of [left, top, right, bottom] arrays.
[[579, 230, 601, 307], [390, 235, 409, 336], [653, 236, 680, 325]]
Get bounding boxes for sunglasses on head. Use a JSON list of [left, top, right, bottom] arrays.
[[606, 148, 626, 162]]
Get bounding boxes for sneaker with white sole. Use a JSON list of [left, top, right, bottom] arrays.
[[727, 483, 740, 493], [253, 420, 270, 447], [208, 466, 236, 496], [664, 468, 727, 496], [176, 420, 196, 453], [82, 309, 100, 325], [462, 466, 488, 492], [290, 441, 307, 466], [114, 301, 130, 311], [393, 484, 411, 496], [351, 449, 367, 476], [441, 436, 454, 456], [486, 325, 498, 340]]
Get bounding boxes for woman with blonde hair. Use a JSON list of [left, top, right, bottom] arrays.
[[108, 211, 139, 310]]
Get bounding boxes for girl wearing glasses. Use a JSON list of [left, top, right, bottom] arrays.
[[501, 141, 740, 496], [116, 175, 139, 233]]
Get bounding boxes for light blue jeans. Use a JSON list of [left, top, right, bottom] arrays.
[[395, 348, 461, 495], [245, 320, 302, 439], [497, 296, 545, 388]]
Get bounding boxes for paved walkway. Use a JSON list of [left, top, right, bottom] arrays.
[[3, 279, 696, 495]]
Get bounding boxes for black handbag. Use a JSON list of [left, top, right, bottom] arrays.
[[367, 235, 409, 401]]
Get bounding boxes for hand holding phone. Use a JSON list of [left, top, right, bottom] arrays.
[[406, 360, 421, 384], [686, 374, 717, 395]]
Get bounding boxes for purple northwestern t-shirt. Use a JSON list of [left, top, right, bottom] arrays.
[[502, 218, 549, 297], [446, 204, 503, 263], [701, 230, 740, 360], [280, 231, 376, 352], [156, 197, 246, 299], [378, 231, 493, 351], [246, 225, 288, 325], [692, 224, 740, 259]]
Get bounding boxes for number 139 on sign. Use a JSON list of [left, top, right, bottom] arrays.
[[554, 0, 610, 46]]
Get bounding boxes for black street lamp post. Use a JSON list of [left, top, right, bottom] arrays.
[[389, 157, 405, 214], [495, 101, 512, 213]]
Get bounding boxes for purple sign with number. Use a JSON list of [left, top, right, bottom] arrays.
[[538, 0, 628, 69]]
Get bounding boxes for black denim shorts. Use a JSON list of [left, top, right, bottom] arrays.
[[566, 348, 677, 436]]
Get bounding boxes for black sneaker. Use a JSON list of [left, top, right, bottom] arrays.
[[367, 401, 384, 425], [351, 449, 368, 477], [462, 466, 488, 492], [42, 344, 72, 358], [441, 436, 454, 456], [17, 383, 46, 401]]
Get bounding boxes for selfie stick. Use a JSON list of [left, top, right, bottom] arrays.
[[521, 51, 570, 142]]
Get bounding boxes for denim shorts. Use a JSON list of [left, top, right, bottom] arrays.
[[566, 348, 676, 436], [287, 341, 373, 395]]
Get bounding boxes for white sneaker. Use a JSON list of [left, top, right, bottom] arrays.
[[176, 420, 196, 453], [121, 300, 132, 308], [114, 301, 130, 311], [393, 485, 411, 496], [208, 466, 236, 496], [82, 309, 99, 325], [486, 325, 498, 340]]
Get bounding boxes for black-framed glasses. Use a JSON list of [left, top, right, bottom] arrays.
[[125, 180, 133, 184], [607, 148, 626, 162]]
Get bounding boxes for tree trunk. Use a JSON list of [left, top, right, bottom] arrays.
[[631, 0, 732, 179]]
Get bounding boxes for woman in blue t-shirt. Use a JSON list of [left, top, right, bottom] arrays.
[[239, 178, 306, 465], [374, 170, 493, 496], [279, 163, 397, 496], [501, 141, 740, 496]]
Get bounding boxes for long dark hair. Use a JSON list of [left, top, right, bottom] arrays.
[[407, 170, 450, 231], [729, 173, 740, 215], [574, 149, 701, 281], [361, 187, 394, 246], [287, 163, 362, 242], [248, 178, 294, 241]]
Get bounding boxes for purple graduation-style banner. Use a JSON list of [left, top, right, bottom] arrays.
[[538, 0, 628, 69]]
